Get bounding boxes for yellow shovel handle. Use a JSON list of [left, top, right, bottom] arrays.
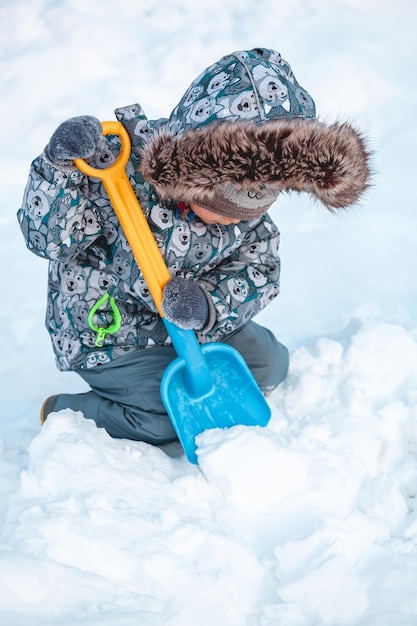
[[75, 121, 170, 317]]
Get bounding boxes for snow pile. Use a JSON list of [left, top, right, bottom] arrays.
[[1, 321, 417, 625]]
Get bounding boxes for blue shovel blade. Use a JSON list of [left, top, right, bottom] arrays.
[[161, 342, 271, 464]]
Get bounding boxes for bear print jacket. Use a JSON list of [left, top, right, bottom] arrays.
[[18, 48, 370, 371]]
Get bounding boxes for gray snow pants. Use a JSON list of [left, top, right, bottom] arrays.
[[54, 321, 289, 444]]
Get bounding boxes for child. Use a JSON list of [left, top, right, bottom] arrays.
[[18, 47, 371, 445]]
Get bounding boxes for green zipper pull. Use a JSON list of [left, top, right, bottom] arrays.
[[88, 292, 122, 347]]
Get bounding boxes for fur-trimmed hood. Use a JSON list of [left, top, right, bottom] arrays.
[[139, 117, 371, 211], [117, 48, 371, 212]]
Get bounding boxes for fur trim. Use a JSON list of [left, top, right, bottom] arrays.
[[139, 118, 371, 210]]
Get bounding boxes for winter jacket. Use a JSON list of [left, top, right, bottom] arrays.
[[18, 48, 370, 372], [18, 106, 281, 371]]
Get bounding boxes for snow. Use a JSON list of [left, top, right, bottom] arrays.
[[1, 0, 417, 624]]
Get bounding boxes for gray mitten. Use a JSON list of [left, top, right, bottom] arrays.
[[45, 115, 103, 167], [162, 276, 209, 330]]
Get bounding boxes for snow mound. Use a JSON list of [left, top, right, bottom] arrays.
[[2, 321, 417, 625]]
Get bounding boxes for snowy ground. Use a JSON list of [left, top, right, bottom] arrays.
[[1, 0, 417, 624]]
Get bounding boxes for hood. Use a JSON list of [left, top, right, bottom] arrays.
[[128, 48, 371, 212], [167, 47, 316, 132]]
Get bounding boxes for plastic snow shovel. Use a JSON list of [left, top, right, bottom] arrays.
[[75, 121, 271, 464]]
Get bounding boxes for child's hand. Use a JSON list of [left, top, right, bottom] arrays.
[[45, 116, 103, 167], [162, 277, 209, 330]]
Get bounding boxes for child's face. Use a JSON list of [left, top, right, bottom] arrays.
[[190, 204, 241, 225]]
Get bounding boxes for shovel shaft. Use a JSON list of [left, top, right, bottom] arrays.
[[75, 122, 169, 317]]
